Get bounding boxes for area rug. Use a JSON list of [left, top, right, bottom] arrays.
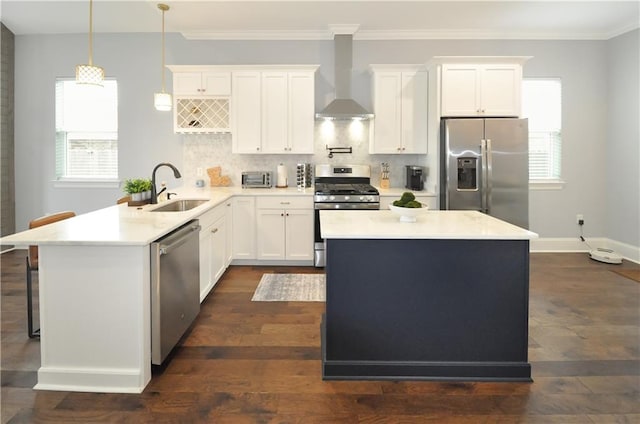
[[252, 273, 326, 302], [611, 268, 640, 283]]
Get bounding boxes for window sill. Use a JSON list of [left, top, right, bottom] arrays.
[[529, 179, 565, 190], [53, 178, 121, 189]]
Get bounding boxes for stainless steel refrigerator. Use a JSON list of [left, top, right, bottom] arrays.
[[440, 118, 529, 229]]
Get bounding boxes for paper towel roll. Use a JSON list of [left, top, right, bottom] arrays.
[[276, 163, 288, 188]]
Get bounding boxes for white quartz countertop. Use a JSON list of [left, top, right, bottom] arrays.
[[320, 210, 538, 240], [1, 185, 315, 247]]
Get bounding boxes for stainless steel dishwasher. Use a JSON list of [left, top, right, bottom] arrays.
[[151, 220, 201, 365]]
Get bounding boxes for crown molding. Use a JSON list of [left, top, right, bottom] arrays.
[[181, 26, 639, 41]]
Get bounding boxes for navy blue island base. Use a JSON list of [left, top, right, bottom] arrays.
[[322, 237, 532, 382]]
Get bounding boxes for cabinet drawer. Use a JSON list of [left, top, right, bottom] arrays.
[[198, 204, 226, 229], [256, 196, 312, 210]]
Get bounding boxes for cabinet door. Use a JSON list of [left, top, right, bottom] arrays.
[[261, 72, 289, 153], [232, 197, 256, 259], [441, 65, 480, 117], [210, 215, 227, 285], [174, 73, 203, 96], [284, 209, 314, 261], [479, 65, 521, 117], [256, 209, 285, 260], [288, 72, 315, 154], [202, 72, 231, 96], [371, 72, 402, 153], [232, 72, 262, 153], [199, 224, 213, 302], [401, 71, 428, 154], [224, 201, 233, 267]]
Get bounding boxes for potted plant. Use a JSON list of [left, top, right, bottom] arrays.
[[123, 178, 153, 202]]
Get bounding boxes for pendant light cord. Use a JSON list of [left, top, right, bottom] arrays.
[[88, 0, 94, 66], [161, 7, 166, 92]]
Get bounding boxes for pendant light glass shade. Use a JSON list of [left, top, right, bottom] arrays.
[[154, 4, 172, 111], [76, 64, 105, 86], [154, 92, 172, 111], [76, 0, 104, 87]]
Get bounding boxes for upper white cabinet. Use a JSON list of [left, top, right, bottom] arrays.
[[231, 66, 318, 154], [173, 72, 231, 96], [370, 65, 428, 154], [440, 62, 524, 117], [168, 66, 232, 134]]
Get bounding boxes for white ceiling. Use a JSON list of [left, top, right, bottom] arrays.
[[1, 1, 638, 40]]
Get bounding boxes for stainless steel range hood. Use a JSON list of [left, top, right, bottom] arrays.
[[316, 34, 373, 120]]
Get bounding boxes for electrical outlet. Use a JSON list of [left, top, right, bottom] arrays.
[[576, 214, 584, 225], [196, 167, 203, 177]]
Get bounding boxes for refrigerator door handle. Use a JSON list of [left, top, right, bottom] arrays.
[[480, 139, 488, 213], [485, 138, 493, 215]]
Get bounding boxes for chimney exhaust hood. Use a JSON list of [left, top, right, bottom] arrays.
[[316, 33, 373, 120]]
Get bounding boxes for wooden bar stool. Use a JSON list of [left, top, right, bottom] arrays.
[[26, 211, 76, 338]]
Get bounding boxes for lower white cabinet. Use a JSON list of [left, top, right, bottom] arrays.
[[232, 196, 256, 260], [256, 196, 313, 261], [198, 204, 228, 302], [224, 200, 233, 266]]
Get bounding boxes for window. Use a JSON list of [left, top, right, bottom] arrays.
[[522, 79, 562, 183], [55, 80, 118, 180]]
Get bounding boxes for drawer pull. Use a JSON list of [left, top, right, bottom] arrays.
[[211, 228, 218, 234]]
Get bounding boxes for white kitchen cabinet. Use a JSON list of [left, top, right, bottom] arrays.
[[198, 203, 228, 302], [224, 200, 233, 267], [173, 72, 231, 96], [256, 196, 313, 261], [232, 67, 317, 154], [168, 67, 232, 134], [231, 196, 256, 260], [441, 63, 522, 117], [379, 194, 437, 211], [370, 66, 428, 154]]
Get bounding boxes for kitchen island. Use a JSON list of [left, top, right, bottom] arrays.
[[320, 209, 538, 382]]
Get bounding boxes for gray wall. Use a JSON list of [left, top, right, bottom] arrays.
[[10, 32, 639, 251], [606, 29, 640, 249]]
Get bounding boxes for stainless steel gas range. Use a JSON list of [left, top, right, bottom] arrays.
[[313, 164, 380, 267]]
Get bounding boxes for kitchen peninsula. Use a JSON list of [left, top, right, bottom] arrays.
[[0, 186, 315, 394], [320, 209, 538, 381]]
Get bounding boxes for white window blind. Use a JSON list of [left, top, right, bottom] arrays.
[[522, 79, 562, 181], [55, 80, 118, 179]]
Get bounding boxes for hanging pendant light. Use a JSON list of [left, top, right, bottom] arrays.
[[154, 4, 172, 111], [75, 0, 104, 86]]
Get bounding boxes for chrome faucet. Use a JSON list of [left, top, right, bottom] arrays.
[[151, 163, 182, 204]]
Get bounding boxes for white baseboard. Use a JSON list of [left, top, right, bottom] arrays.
[[531, 237, 640, 264]]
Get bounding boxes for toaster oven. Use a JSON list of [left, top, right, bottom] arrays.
[[241, 171, 272, 188]]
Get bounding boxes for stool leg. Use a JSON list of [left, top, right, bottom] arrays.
[[26, 257, 39, 338]]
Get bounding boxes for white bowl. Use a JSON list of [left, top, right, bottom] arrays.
[[389, 203, 429, 223]]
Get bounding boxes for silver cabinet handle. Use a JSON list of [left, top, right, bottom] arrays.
[[280, 201, 290, 205]]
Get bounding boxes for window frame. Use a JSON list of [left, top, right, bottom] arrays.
[[522, 77, 565, 190], [54, 78, 120, 188]]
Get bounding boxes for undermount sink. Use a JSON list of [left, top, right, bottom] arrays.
[[149, 199, 208, 212]]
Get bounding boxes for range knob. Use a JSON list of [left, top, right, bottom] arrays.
[[344, 196, 350, 200], [359, 196, 364, 201], [329, 195, 335, 201]]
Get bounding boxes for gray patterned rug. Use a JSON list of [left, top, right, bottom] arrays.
[[252, 273, 326, 302]]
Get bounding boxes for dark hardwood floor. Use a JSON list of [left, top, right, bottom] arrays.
[[1, 249, 639, 423]]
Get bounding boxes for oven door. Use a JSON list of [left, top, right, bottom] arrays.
[[313, 202, 380, 267]]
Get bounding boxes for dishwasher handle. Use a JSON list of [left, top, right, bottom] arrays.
[[159, 222, 201, 256]]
